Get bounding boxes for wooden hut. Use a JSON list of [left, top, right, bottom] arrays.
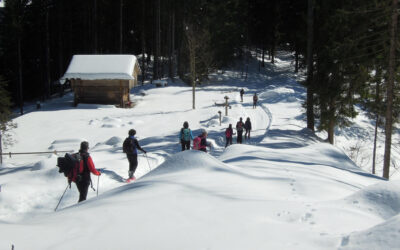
[[62, 55, 141, 107]]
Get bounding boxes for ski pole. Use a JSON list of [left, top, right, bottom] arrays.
[[97, 175, 100, 197], [55, 184, 69, 212], [145, 153, 151, 171]]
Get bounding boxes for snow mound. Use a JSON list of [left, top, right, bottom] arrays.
[[206, 119, 220, 127], [31, 159, 53, 171], [102, 117, 122, 123], [50, 139, 81, 145], [200, 115, 220, 128], [221, 116, 237, 125], [343, 180, 400, 219], [104, 136, 123, 146], [144, 150, 225, 177], [48, 138, 82, 150], [260, 87, 297, 103], [339, 214, 400, 250]]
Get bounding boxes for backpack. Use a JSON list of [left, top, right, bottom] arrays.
[[237, 121, 243, 131], [123, 137, 133, 153], [57, 153, 81, 178], [225, 128, 232, 137], [193, 136, 202, 150], [181, 128, 191, 141]]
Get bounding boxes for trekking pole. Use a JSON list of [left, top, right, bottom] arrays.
[[54, 184, 69, 212], [145, 153, 151, 171], [96, 175, 100, 197]]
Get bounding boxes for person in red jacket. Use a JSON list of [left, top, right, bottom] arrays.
[[225, 124, 233, 148], [68, 141, 101, 202]]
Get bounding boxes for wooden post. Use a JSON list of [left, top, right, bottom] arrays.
[[224, 96, 229, 116], [0, 131, 3, 164], [120, 80, 124, 108]]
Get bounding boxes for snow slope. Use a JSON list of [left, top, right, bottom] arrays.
[[0, 52, 399, 250]]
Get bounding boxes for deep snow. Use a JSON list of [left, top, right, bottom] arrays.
[[0, 51, 399, 250]]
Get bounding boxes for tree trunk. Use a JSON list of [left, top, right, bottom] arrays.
[[153, 0, 161, 80], [186, 25, 196, 109], [372, 113, 379, 174], [261, 47, 265, 67], [327, 117, 335, 145], [17, 37, 23, 115], [295, 43, 299, 73], [119, 0, 123, 53], [270, 44, 275, 64], [306, 0, 315, 131], [168, 6, 175, 80], [141, 0, 146, 85], [372, 74, 381, 175], [93, 0, 98, 53], [45, 8, 51, 99], [58, 1, 64, 78], [191, 47, 196, 110], [0, 132, 2, 164], [383, 0, 398, 179], [191, 45, 196, 109]]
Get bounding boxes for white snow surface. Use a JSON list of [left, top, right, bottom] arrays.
[[1, 52, 399, 250], [62, 54, 137, 80]]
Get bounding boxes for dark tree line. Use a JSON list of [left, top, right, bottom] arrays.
[[0, 0, 399, 178], [0, 0, 297, 106]]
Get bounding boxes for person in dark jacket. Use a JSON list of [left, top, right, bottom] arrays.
[[236, 117, 244, 144], [240, 88, 244, 102], [68, 141, 101, 203], [180, 121, 194, 151], [253, 93, 258, 109], [225, 124, 233, 148], [244, 117, 252, 140], [125, 129, 147, 182]]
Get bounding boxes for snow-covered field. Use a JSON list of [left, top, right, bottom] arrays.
[[1, 52, 399, 249]]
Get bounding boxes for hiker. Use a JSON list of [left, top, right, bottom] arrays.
[[193, 129, 212, 152], [240, 88, 244, 102], [225, 124, 234, 148], [253, 93, 258, 109], [236, 117, 244, 144], [123, 129, 147, 182], [244, 117, 252, 140], [68, 141, 101, 203], [180, 121, 194, 151]]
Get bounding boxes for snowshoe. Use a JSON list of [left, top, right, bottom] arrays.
[[126, 176, 136, 183]]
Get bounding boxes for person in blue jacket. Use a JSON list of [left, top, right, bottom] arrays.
[[179, 121, 194, 151]]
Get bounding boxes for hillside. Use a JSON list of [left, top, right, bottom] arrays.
[[0, 52, 399, 250]]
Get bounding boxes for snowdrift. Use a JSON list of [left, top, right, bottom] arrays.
[[2, 51, 400, 250]]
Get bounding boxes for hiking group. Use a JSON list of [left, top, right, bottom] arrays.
[[58, 89, 257, 204], [239, 88, 258, 109], [226, 117, 252, 147], [58, 129, 147, 203], [179, 116, 252, 151], [180, 122, 212, 153]]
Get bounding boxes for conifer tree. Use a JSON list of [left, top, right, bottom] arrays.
[[0, 76, 17, 164]]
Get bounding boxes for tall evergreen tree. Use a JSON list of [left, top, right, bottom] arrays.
[[0, 76, 17, 164], [383, 0, 398, 179]]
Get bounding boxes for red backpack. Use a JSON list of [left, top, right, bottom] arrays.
[[193, 136, 202, 150], [225, 128, 232, 137]]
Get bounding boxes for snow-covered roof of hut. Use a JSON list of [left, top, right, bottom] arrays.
[[62, 55, 138, 80]]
